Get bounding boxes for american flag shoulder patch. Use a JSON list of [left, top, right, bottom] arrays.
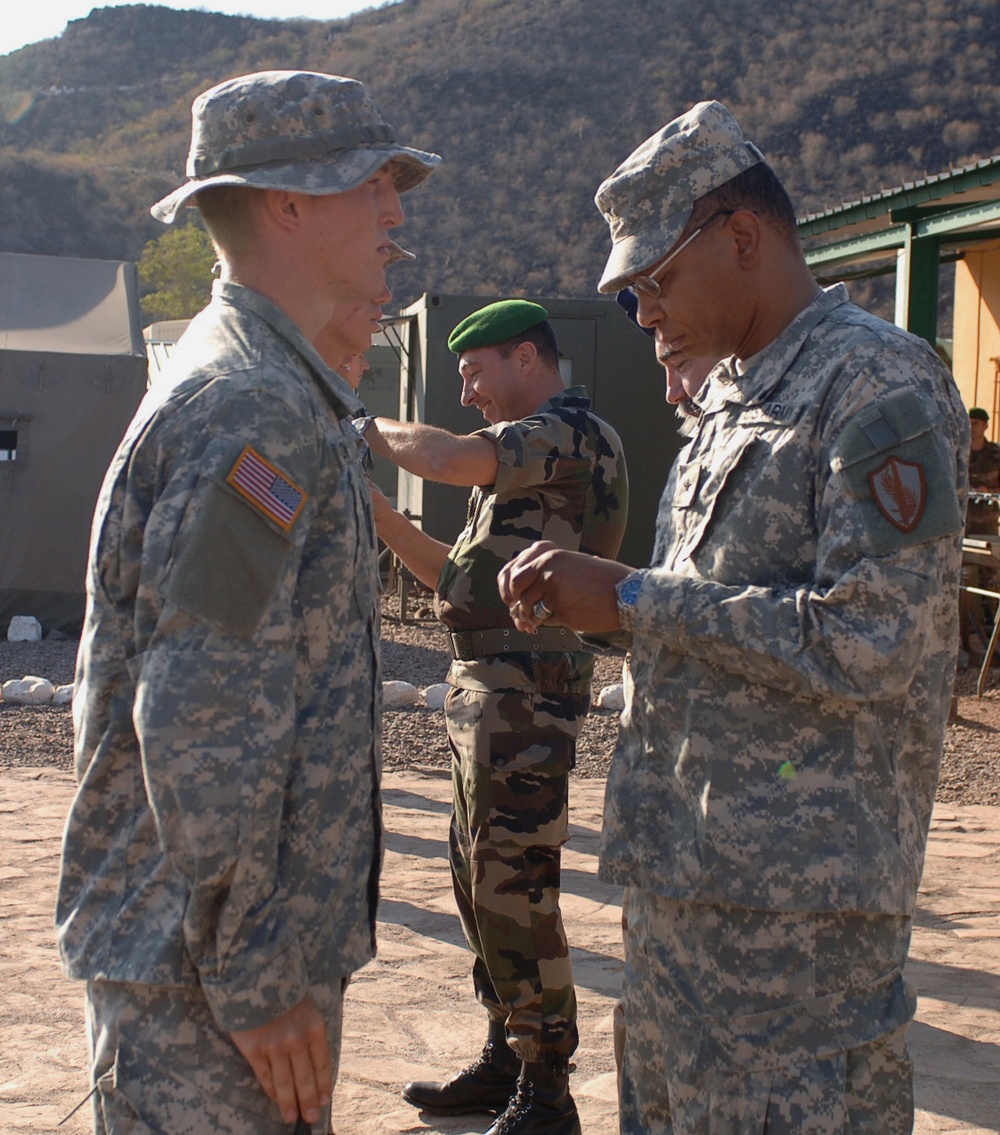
[[226, 445, 308, 533]]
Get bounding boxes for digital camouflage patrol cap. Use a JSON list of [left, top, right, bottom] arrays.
[[151, 70, 440, 223], [594, 100, 764, 294]]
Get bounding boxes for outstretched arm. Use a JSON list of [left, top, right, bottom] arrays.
[[364, 418, 499, 487], [369, 482, 451, 591]]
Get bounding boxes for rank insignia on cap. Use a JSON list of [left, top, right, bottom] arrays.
[[226, 445, 307, 532], [868, 456, 926, 533]]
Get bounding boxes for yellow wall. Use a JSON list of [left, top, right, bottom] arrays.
[[953, 241, 1000, 439]]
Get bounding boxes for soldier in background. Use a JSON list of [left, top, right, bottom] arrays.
[[608, 297, 721, 1082], [315, 239, 415, 388], [55, 70, 438, 1135], [966, 406, 1000, 534], [499, 101, 967, 1134], [361, 299, 628, 1135]]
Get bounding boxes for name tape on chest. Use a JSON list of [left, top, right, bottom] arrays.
[[226, 445, 308, 533]]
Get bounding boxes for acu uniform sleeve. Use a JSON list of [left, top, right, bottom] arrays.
[[166, 442, 309, 639], [134, 393, 327, 1033], [830, 389, 962, 552]]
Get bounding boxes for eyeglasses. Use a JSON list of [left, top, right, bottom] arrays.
[[626, 210, 735, 298]]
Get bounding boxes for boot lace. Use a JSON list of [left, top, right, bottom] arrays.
[[463, 1039, 504, 1076], [492, 1078, 533, 1132]]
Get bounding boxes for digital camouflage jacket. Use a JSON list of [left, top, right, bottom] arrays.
[[57, 282, 382, 1034]]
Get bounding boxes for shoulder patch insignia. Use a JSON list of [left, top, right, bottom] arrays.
[[226, 445, 308, 533], [868, 456, 926, 533]]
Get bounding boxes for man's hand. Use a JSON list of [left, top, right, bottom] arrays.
[[497, 540, 632, 634], [367, 480, 394, 528], [230, 995, 331, 1126]]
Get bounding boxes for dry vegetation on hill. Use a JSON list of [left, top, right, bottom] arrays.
[[0, 0, 997, 316]]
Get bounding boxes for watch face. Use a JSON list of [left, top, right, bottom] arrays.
[[619, 573, 643, 607]]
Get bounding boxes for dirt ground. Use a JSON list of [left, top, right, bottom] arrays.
[[2, 596, 1000, 1132], [2, 598, 999, 804], [2, 771, 999, 1135]]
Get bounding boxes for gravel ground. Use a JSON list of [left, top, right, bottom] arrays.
[[2, 598, 999, 804]]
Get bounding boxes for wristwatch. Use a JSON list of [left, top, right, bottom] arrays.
[[353, 414, 375, 436], [616, 570, 647, 633]]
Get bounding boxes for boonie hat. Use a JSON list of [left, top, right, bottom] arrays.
[[152, 70, 440, 223], [969, 407, 990, 422], [594, 100, 764, 294], [447, 300, 548, 354]]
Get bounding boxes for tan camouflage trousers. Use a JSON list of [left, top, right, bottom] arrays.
[[85, 978, 345, 1134], [445, 686, 588, 1062], [619, 887, 916, 1134]]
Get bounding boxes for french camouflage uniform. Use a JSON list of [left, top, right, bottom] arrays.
[[966, 439, 1000, 534], [436, 386, 628, 1061], [56, 280, 382, 1135], [605, 285, 968, 1134]]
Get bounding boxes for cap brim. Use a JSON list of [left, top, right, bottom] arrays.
[[596, 216, 688, 294], [151, 143, 441, 223]]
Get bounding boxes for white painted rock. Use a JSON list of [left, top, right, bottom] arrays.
[[2, 676, 55, 705], [7, 615, 42, 642], [422, 682, 451, 710], [53, 684, 76, 706], [382, 680, 419, 708], [596, 683, 625, 712]]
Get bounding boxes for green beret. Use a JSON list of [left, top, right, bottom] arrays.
[[447, 300, 548, 354], [969, 407, 990, 422]]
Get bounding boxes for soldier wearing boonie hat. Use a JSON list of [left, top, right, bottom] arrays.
[[358, 298, 628, 1135], [151, 69, 438, 221], [496, 99, 968, 1135], [57, 70, 439, 1135]]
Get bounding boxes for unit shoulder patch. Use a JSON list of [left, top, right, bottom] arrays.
[[832, 389, 962, 554], [867, 456, 926, 533]]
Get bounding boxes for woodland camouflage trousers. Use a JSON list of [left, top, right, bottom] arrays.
[[445, 685, 589, 1062]]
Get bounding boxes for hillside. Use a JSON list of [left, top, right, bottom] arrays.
[[0, 0, 997, 314]]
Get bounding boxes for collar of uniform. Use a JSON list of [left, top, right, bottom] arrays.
[[537, 384, 590, 413], [701, 284, 850, 414], [211, 280, 361, 420]]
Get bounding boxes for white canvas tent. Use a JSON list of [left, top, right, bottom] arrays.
[[0, 251, 148, 634]]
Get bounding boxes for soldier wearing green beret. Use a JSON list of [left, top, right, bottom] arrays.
[[966, 407, 1000, 534], [363, 299, 628, 1135]]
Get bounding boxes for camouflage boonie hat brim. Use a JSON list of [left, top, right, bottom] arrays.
[[152, 70, 440, 223], [594, 100, 764, 294]]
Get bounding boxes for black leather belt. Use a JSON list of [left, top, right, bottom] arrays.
[[448, 626, 585, 660]]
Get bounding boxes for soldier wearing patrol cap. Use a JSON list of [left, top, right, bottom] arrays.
[[498, 100, 968, 1134], [362, 299, 628, 1135], [55, 70, 438, 1135]]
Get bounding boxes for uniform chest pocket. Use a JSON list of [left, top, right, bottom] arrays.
[[671, 432, 765, 566]]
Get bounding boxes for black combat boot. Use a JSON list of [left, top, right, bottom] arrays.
[[484, 1059, 581, 1135], [402, 1016, 520, 1115]]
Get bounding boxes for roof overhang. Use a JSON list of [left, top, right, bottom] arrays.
[[799, 156, 1000, 273]]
